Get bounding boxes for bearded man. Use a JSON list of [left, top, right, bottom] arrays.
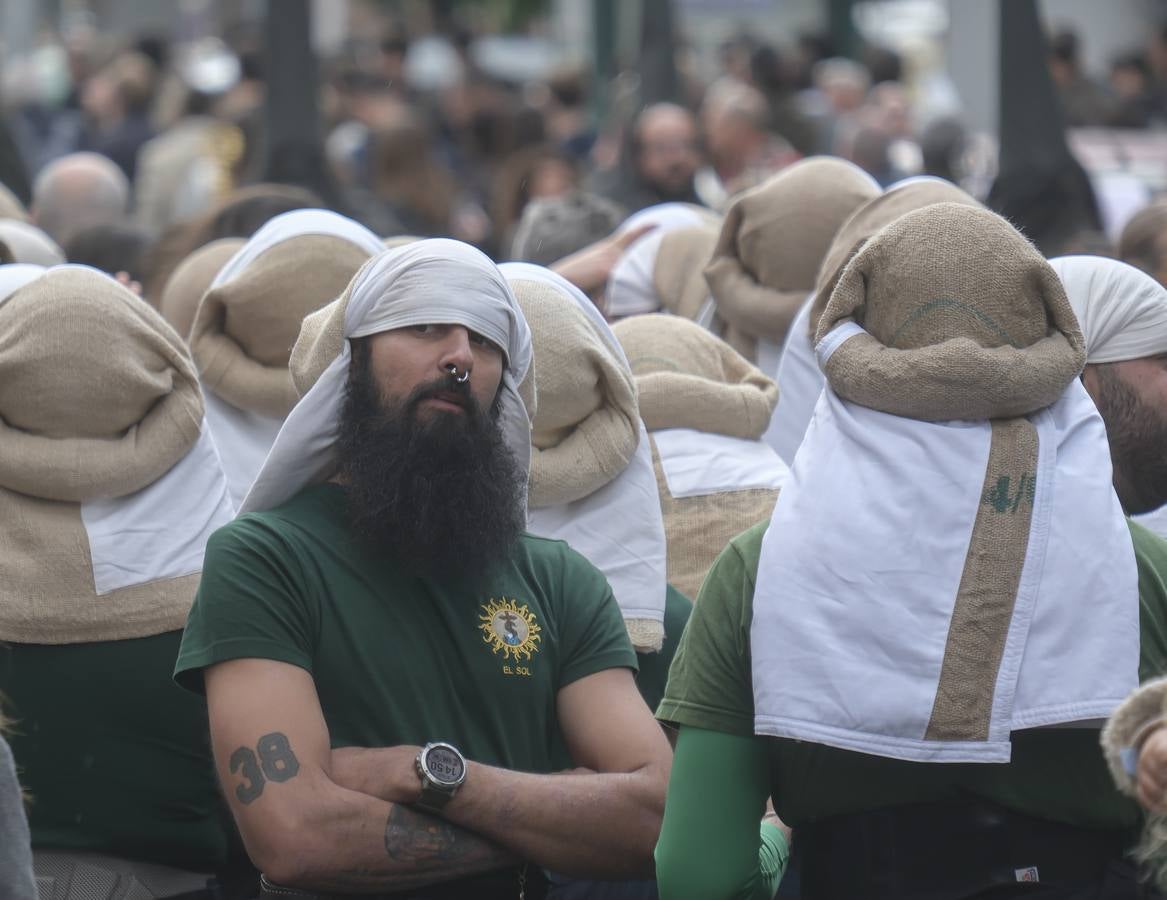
[[175, 240, 671, 899]]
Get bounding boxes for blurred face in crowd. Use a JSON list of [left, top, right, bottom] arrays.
[[335, 323, 524, 579], [634, 104, 701, 198], [1083, 357, 1167, 514]]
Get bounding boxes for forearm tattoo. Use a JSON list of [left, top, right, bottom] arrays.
[[228, 732, 301, 805], [384, 803, 504, 867]]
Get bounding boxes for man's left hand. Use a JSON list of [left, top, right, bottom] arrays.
[[331, 745, 423, 804]]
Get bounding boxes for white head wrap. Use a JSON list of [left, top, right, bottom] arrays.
[[606, 203, 716, 320], [242, 239, 532, 515], [0, 220, 64, 266], [1050, 255, 1167, 364], [0, 264, 47, 309], [501, 261, 668, 651]]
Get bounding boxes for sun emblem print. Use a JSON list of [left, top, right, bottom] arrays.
[[479, 597, 542, 662]]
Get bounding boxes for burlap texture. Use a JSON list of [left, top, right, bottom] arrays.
[[653, 224, 720, 321], [191, 235, 371, 418], [612, 314, 777, 439], [512, 277, 640, 508], [650, 444, 777, 599], [158, 237, 244, 339], [817, 203, 1086, 421], [1102, 677, 1167, 795], [0, 267, 204, 644], [704, 157, 879, 361], [809, 178, 980, 336]]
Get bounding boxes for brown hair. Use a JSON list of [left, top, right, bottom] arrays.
[[1119, 200, 1167, 279], [371, 119, 455, 236]]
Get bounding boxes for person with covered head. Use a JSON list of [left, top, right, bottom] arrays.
[[703, 156, 879, 373], [767, 175, 981, 464], [612, 315, 787, 601], [0, 265, 235, 896], [190, 209, 384, 506], [655, 204, 1161, 899], [175, 241, 671, 899]]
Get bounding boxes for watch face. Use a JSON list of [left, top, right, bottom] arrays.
[[425, 745, 465, 786]]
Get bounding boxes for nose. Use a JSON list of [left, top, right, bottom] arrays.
[[437, 325, 474, 377]]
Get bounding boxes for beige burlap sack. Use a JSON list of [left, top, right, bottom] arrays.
[[653, 224, 721, 321], [704, 157, 879, 361], [810, 178, 980, 336], [512, 279, 639, 508], [818, 202, 1086, 422], [614, 314, 781, 598], [613, 314, 776, 438], [158, 237, 245, 339], [191, 235, 371, 418], [0, 268, 204, 643]]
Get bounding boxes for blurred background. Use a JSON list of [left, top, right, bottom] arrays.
[[1, 0, 1164, 269]]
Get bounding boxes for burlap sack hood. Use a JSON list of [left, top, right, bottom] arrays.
[[816, 202, 1086, 421], [0, 267, 208, 643], [613, 314, 776, 439], [704, 157, 879, 360], [810, 177, 981, 336], [513, 278, 640, 508], [653, 224, 721, 321], [191, 234, 373, 418], [159, 237, 245, 339]]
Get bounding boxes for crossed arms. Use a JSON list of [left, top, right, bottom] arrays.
[[204, 658, 671, 891]]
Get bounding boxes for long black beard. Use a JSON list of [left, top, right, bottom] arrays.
[[1093, 364, 1167, 515], [335, 347, 526, 581]]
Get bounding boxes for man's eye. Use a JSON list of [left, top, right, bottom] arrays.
[[413, 324, 435, 335], [470, 332, 490, 346]]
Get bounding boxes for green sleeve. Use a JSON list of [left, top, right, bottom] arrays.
[[553, 545, 640, 688], [656, 523, 763, 735], [174, 516, 318, 693], [655, 726, 788, 900], [1130, 520, 1167, 681]]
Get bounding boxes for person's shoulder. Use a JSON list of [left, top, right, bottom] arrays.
[[513, 531, 596, 568], [1129, 518, 1167, 562], [207, 485, 345, 557], [720, 520, 768, 577]]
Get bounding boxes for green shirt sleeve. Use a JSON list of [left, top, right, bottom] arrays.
[[656, 522, 764, 736], [174, 515, 319, 693], [655, 725, 788, 900], [553, 544, 640, 688], [1130, 520, 1167, 681], [636, 584, 692, 712]]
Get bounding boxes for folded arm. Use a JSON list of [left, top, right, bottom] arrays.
[[334, 667, 672, 878], [205, 658, 515, 892]]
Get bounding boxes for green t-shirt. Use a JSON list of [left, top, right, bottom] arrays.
[[0, 632, 229, 870], [175, 483, 637, 772], [636, 585, 692, 714], [658, 518, 1167, 831]]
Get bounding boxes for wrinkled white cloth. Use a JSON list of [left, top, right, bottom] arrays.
[[606, 203, 712, 319], [81, 426, 234, 592], [750, 322, 1139, 763], [243, 240, 533, 514], [501, 261, 668, 637], [652, 428, 788, 498], [0, 264, 46, 308], [1050, 255, 1167, 364], [764, 295, 822, 465], [0, 220, 64, 266], [204, 209, 385, 506]]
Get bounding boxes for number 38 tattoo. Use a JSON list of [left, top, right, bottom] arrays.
[[229, 732, 301, 805]]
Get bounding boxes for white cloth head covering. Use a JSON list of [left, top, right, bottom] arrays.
[[0, 264, 46, 309], [606, 203, 716, 319], [0, 220, 64, 266], [501, 262, 669, 649], [763, 294, 817, 464], [242, 239, 532, 515], [1050, 255, 1167, 364], [751, 324, 1139, 763], [201, 209, 385, 507]]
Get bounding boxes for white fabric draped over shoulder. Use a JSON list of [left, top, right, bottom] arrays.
[[242, 239, 533, 515], [0, 264, 46, 309], [750, 322, 1139, 763], [501, 261, 669, 642], [762, 294, 820, 464], [606, 203, 714, 319]]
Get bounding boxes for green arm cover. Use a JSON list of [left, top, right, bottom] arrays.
[[655, 726, 789, 900]]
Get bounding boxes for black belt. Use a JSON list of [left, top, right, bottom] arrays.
[[797, 799, 1145, 899]]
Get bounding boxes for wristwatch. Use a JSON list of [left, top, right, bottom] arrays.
[[414, 741, 467, 814]]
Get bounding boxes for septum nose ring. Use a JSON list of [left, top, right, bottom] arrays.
[[446, 363, 470, 384]]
